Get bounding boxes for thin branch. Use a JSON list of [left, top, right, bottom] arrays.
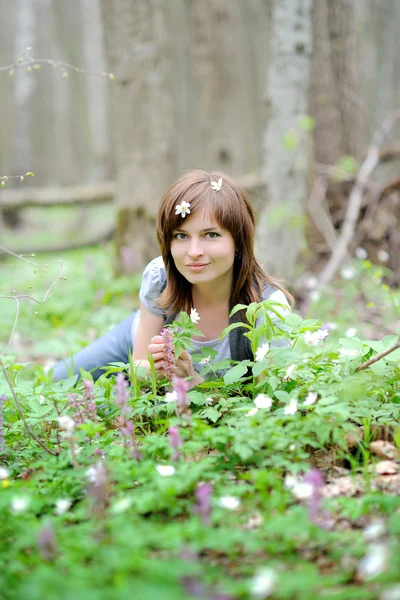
[[0, 261, 64, 355], [0, 357, 58, 456], [356, 338, 400, 373], [318, 109, 400, 287]]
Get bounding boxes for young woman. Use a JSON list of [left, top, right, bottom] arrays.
[[53, 170, 293, 386]]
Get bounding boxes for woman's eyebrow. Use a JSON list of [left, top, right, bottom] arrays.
[[173, 226, 221, 233]]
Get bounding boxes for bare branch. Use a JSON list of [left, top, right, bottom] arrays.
[[356, 338, 400, 373]]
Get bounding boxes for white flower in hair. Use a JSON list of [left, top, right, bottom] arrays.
[[210, 177, 223, 191], [175, 200, 191, 218]]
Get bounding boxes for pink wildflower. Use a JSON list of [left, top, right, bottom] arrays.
[[193, 482, 213, 525], [303, 469, 332, 529], [161, 328, 176, 380], [168, 426, 183, 461]]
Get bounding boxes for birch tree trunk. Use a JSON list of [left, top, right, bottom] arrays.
[[256, 0, 313, 280], [100, 0, 177, 274]]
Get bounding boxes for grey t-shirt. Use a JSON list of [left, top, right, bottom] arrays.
[[132, 256, 290, 371]]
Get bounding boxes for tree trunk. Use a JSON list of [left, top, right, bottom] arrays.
[[256, 0, 313, 280], [100, 0, 177, 275]]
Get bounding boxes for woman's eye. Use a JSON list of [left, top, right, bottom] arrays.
[[205, 232, 220, 239], [173, 233, 187, 240]]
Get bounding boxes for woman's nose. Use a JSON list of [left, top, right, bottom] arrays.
[[188, 238, 204, 257]]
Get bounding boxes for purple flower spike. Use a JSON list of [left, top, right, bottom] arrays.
[[161, 328, 176, 380], [168, 426, 183, 461], [115, 373, 129, 415], [304, 469, 332, 528], [193, 482, 213, 526]]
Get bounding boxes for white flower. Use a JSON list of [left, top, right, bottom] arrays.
[[309, 290, 321, 303], [0, 467, 10, 480], [249, 567, 276, 598], [204, 397, 214, 406], [345, 327, 357, 338], [190, 307, 200, 324], [304, 275, 318, 290], [357, 543, 388, 580], [254, 394, 272, 409], [303, 391, 318, 406], [363, 520, 386, 542], [210, 177, 223, 191], [284, 363, 296, 380], [199, 355, 211, 365], [111, 497, 133, 514], [355, 247, 368, 260], [57, 415, 75, 437], [255, 343, 269, 362], [339, 347, 361, 358], [156, 464, 175, 477], [219, 496, 241, 510], [164, 391, 178, 403], [246, 407, 259, 417], [284, 399, 298, 416], [303, 329, 329, 346], [291, 482, 313, 500], [324, 321, 338, 330], [175, 200, 191, 218], [377, 249, 389, 263], [55, 498, 72, 515], [39, 395, 45, 405], [341, 265, 357, 280], [11, 497, 29, 513]]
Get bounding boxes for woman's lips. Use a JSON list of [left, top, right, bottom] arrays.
[[187, 263, 209, 272]]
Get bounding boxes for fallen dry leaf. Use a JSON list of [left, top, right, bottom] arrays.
[[323, 476, 362, 498], [370, 440, 398, 460], [375, 460, 399, 475]]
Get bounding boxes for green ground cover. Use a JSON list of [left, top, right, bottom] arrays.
[[0, 245, 400, 599]]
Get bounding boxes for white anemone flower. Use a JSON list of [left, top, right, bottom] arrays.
[[0, 467, 10, 480], [190, 308, 200, 324], [249, 567, 276, 598], [219, 496, 241, 510], [255, 343, 269, 362], [246, 407, 259, 417], [345, 327, 357, 338], [57, 415, 75, 437], [303, 391, 318, 406], [284, 363, 296, 380], [55, 498, 72, 515], [156, 465, 175, 477], [210, 177, 223, 191], [175, 200, 191, 218], [303, 329, 329, 346], [254, 394, 272, 409], [111, 497, 133, 514], [341, 265, 357, 280], [11, 497, 29, 513], [284, 399, 298, 416], [164, 391, 178, 403]]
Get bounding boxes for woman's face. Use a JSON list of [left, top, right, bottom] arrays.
[[170, 206, 236, 287]]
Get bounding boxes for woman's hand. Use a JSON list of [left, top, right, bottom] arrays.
[[147, 336, 204, 387]]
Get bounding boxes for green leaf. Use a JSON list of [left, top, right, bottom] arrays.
[[220, 321, 251, 340], [252, 359, 268, 378], [223, 363, 249, 385], [229, 304, 248, 317]]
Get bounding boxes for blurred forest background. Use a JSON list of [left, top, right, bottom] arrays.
[[1, 0, 400, 289]]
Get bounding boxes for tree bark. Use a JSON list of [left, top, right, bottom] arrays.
[[100, 0, 177, 274], [256, 0, 313, 280]]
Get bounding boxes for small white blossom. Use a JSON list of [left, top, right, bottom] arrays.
[[175, 200, 191, 218], [309, 290, 321, 303], [55, 498, 72, 515], [165, 390, 178, 403], [355, 247, 368, 260], [246, 407, 259, 417], [303, 329, 329, 346], [0, 467, 10, 480], [190, 307, 200, 324], [254, 394, 272, 409], [345, 327, 357, 338], [377, 249, 389, 263], [249, 567, 276, 598], [156, 465, 175, 477], [284, 363, 296, 380], [111, 497, 133, 514], [357, 544, 388, 580], [39, 395, 45, 405], [219, 496, 241, 510], [210, 177, 223, 191], [199, 355, 211, 365], [363, 520, 386, 542], [255, 343, 269, 362], [339, 347, 361, 358], [304, 275, 318, 290], [204, 397, 214, 406], [284, 399, 298, 416], [11, 497, 29, 513], [341, 265, 357, 280], [303, 391, 318, 406], [57, 415, 75, 437], [291, 482, 313, 500]]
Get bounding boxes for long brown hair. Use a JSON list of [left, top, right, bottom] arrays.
[[156, 170, 293, 314]]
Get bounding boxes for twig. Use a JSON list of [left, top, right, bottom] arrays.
[[0, 260, 64, 355], [318, 109, 400, 287], [356, 338, 400, 372], [0, 356, 58, 456]]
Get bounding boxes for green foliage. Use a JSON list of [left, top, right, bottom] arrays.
[[1, 250, 400, 599]]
